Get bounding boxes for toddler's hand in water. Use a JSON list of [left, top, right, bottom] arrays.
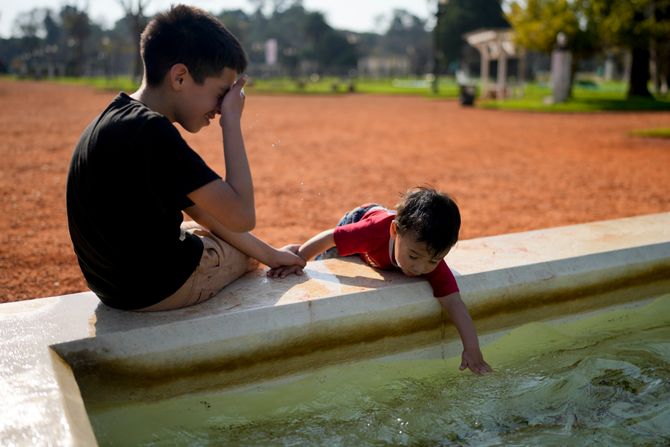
[[460, 348, 492, 375]]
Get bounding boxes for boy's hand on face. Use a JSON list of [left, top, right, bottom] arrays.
[[220, 75, 248, 125], [460, 348, 492, 375]]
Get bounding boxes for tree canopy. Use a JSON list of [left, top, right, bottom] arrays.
[[506, 0, 670, 98], [437, 0, 509, 71]]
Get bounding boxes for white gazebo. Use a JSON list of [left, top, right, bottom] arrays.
[[464, 28, 522, 99]]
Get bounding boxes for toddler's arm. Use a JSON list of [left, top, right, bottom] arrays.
[[437, 292, 492, 375], [297, 228, 336, 261], [267, 228, 336, 278]]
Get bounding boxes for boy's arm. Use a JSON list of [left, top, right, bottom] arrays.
[[184, 205, 304, 269], [266, 229, 336, 278], [188, 76, 255, 232], [437, 292, 492, 375]]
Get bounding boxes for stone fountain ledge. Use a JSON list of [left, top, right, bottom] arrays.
[[1, 212, 669, 446]]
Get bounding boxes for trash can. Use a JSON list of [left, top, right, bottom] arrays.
[[459, 84, 476, 106]]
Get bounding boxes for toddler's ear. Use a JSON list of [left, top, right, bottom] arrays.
[[389, 220, 398, 238]]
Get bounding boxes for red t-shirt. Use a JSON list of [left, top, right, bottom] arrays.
[[333, 208, 459, 297]]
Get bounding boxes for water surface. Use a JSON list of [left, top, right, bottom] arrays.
[[90, 294, 670, 446]]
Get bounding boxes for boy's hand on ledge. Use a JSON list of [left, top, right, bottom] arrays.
[[266, 244, 305, 278], [267, 264, 304, 278], [460, 348, 492, 375]]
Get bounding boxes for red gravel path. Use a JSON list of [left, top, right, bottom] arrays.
[[1, 80, 669, 302]]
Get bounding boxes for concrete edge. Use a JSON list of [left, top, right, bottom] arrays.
[[2, 212, 669, 445], [53, 242, 670, 409]]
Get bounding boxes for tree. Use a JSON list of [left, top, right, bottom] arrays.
[[509, 0, 670, 99], [60, 5, 91, 76], [219, 3, 357, 76], [218, 9, 251, 46], [589, 0, 670, 97], [653, 1, 670, 93], [382, 9, 431, 75], [506, 0, 599, 98], [584, 0, 656, 97], [12, 8, 49, 53], [43, 10, 62, 46], [437, 0, 508, 72], [507, 0, 581, 53], [303, 11, 357, 74], [117, 0, 150, 81]]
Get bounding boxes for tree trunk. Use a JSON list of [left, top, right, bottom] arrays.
[[133, 37, 143, 81], [627, 45, 653, 98], [132, 16, 145, 82], [568, 54, 578, 99]]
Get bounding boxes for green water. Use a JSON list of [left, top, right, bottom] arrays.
[[90, 295, 670, 446]]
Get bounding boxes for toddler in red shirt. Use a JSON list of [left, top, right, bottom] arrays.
[[269, 187, 491, 375]]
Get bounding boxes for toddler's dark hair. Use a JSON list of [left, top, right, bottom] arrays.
[[395, 186, 461, 256], [140, 5, 248, 86]]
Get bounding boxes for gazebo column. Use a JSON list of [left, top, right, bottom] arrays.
[[479, 45, 490, 98], [497, 41, 507, 98]]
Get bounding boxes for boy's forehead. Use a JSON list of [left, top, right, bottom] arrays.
[[207, 67, 238, 87], [403, 235, 429, 253], [221, 67, 239, 80], [403, 234, 449, 260]]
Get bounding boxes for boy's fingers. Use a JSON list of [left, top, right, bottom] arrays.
[[235, 75, 248, 91], [267, 264, 304, 279]]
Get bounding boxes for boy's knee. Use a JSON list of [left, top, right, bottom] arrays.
[[181, 220, 205, 232]]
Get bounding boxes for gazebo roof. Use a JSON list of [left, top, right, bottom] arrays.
[[464, 28, 517, 58]]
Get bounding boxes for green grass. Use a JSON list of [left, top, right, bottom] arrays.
[[2, 74, 668, 112], [630, 127, 670, 138], [2, 74, 460, 97], [247, 76, 460, 97], [480, 81, 670, 112], [52, 76, 139, 92], [0, 74, 139, 92]]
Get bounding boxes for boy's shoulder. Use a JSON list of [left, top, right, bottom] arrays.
[[338, 208, 394, 237], [78, 93, 178, 156], [97, 93, 173, 135], [109, 93, 164, 120], [362, 208, 395, 226]]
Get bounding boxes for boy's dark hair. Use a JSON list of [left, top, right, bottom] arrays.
[[395, 186, 461, 256], [140, 5, 248, 86]]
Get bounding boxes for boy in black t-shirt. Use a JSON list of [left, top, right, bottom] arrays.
[[66, 5, 304, 311]]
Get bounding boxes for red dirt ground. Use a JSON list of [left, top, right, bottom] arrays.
[[1, 79, 669, 302]]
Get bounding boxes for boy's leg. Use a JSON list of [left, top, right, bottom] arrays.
[[137, 222, 256, 312]]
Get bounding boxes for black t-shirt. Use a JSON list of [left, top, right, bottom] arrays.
[[66, 93, 220, 310]]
